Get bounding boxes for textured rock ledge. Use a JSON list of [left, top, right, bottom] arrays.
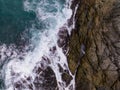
[[67, 0, 120, 90]]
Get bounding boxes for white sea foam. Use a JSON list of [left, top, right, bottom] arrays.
[[4, 0, 77, 90]]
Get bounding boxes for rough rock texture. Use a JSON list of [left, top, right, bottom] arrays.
[[68, 0, 120, 90]]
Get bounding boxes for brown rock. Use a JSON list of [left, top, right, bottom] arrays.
[[67, 0, 120, 90]]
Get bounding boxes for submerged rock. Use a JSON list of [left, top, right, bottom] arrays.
[[33, 66, 58, 90], [62, 72, 73, 87]]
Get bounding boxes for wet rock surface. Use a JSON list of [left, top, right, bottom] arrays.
[[33, 66, 58, 90], [13, 66, 58, 90], [68, 0, 120, 90], [62, 72, 73, 86], [57, 26, 69, 54]]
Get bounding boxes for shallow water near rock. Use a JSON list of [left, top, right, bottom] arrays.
[[0, 0, 76, 90]]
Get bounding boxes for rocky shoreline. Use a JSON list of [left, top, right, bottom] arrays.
[[67, 0, 120, 90]]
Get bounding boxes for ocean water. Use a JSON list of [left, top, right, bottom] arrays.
[[0, 0, 36, 45], [0, 0, 77, 90]]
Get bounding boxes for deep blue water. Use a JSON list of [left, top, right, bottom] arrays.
[[0, 0, 36, 45]]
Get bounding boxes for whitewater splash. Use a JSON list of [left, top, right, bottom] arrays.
[[0, 0, 78, 90]]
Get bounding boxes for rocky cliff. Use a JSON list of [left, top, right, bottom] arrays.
[[68, 0, 120, 90]]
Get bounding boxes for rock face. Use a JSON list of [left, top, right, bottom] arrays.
[[68, 0, 120, 90]]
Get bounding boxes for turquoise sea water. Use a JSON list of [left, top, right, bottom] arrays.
[[0, 0, 36, 44]]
